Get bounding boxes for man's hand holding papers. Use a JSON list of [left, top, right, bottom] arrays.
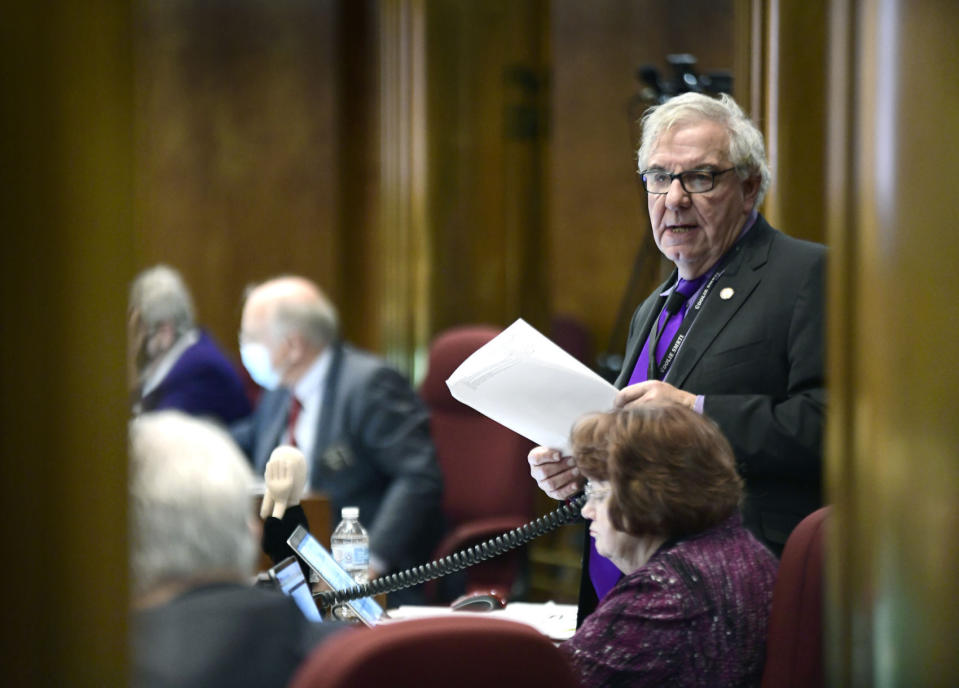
[[528, 447, 583, 500], [445, 319, 616, 500]]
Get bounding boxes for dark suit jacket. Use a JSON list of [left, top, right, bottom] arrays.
[[232, 341, 444, 572], [139, 330, 252, 425], [578, 215, 825, 624], [133, 583, 339, 688], [616, 215, 826, 546]]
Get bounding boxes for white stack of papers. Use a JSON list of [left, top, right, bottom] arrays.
[[445, 319, 618, 453], [387, 602, 579, 641]]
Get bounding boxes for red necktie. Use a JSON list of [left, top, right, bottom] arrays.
[[287, 395, 302, 447]]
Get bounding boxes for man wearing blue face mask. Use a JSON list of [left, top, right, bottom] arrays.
[[231, 276, 444, 584]]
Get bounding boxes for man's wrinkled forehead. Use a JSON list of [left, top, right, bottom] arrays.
[[648, 118, 731, 167]]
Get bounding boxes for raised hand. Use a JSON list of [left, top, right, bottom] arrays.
[[260, 445, 308, 519]]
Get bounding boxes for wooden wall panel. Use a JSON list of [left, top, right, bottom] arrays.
[[134, 0, 342, 352], [424, 1, 549, 343], [335, 1, 382, 352], [549, 0, 738, 365]]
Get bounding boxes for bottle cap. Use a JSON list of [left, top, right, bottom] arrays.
[[341, 506, 359, 520]]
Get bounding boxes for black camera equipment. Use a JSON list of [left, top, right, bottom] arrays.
[[636, 53, 733, 104]]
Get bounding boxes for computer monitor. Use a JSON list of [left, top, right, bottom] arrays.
[[267, 555, 323, 623], [287, 525, 386, 627]]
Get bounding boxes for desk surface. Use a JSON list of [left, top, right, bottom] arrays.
[[385, 602, 578, 641]]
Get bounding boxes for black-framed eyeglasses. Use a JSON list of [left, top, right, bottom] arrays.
[[640, 167, 736, 194]]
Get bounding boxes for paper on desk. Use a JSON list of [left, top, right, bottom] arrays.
[[445, 318, 618, 453], [387, 602, 579, 641]]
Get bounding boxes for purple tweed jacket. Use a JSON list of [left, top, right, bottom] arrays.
[[561, 514, 777, 687]]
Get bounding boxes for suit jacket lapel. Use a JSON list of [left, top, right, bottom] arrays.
[[313, 340, 344, 469], [664, 218, 773, 388]]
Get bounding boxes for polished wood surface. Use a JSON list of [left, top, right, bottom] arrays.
[[549, 0, 738, 360], [823, 1, 959, 683], [760, 0, 828, 244], [134, 0, 343, 356], [1, 3, 133, 683], [424, 1, 550, 350]]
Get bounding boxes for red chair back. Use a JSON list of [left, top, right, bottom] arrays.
[[420, 325, 534, 525], [289, 616, 581, 688], [419, 325, 536, 599], [761, 506, 829, 688], [550, 314, 592, 366]]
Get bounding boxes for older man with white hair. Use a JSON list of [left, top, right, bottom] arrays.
[[529, 92, 826, 623], [131, 411, 338, 688], [231, 276, 443, 588]]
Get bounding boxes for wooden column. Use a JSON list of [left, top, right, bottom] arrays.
[[762, 0, 829, 243], [824, 0, 959, 684], [378, 0, 431, 378], [0, 3, 133, 684]]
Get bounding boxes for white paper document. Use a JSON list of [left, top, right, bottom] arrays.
[[445, 318, 618, 453], [387, 602, 579, 641]]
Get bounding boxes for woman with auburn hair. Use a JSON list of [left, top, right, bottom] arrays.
[[559, 404, 777, 687]]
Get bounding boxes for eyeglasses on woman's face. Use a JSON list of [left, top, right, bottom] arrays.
[[584, 480, 611, 504]]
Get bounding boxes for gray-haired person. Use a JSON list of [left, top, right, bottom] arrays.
[[231, 276, 443, 594], [131, 410, 338, 688], [528, 92, 826, 620]]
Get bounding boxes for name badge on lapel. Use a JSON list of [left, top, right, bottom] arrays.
[[321, 443, 354, 472]]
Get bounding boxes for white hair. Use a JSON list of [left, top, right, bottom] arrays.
[[272, 294, 339, 348], [246, 276, 340, 348], [129, 264, 196, 337], [636, 92, 772, 207], [129, 411, 257, 597]]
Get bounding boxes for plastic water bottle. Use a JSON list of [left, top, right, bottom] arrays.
[[331, 506, 370, 585]]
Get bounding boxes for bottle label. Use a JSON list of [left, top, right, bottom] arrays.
[[332, 543, 369, 569]]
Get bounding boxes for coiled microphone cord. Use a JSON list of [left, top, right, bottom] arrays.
[[315, 493, 586, 608]]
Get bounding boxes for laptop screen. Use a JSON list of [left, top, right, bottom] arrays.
[[268, 556, 323, 623], [287, 525, 385, 627]]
